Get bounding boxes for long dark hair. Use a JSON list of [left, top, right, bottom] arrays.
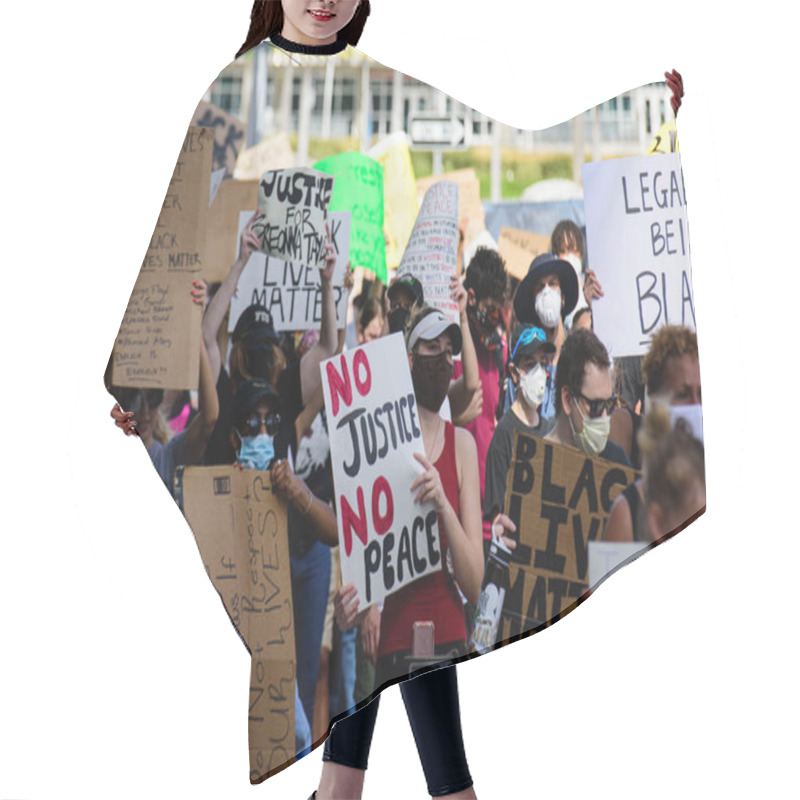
[[236, 0, 371, 59]]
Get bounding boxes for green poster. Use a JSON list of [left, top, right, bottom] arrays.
[[314, 152, 386, 283]]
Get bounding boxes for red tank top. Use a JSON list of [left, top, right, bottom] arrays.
[[379, 421, 467, 655]]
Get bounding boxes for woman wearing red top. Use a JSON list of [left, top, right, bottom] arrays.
[[315, 305, 484, 800]]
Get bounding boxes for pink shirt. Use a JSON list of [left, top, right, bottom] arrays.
[[452, 337, 507, 539]]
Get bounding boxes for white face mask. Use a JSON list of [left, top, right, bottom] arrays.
[[669, 404, 704, 444], [569, 400, 610, 457], [519, 363, 547, 408], [535, 286, 561, 329]]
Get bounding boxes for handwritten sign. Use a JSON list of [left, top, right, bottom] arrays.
[[177, 465, 296, 782], [499, 432, 638, 641], [254, 168, 334, 269], [498, 226, 552, 281], [229, 210, 351, 332], [321, 334, 439, 607], [234, 132, 296, 180], [417, 167, 482, 226], [398, 181, 460, 323], [113, 126, 212, 389], [369, 133, 419, 272], [582, 153, 695, 357], [314, 152, 386, 283], [192, 100, 246, 178], [205, 179, 260, 283]]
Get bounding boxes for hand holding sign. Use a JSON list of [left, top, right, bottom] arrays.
[[583, 268, 604, 307], [334, 583, 367, 632], [237, 211, 262, 267], [411, 452, 447, 512]]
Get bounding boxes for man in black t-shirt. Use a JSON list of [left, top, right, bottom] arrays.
[[484, 325, 556, 530], [545, 328, 631, 467]]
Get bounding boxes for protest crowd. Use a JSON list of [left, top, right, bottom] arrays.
[[106, 42, 701, 777]]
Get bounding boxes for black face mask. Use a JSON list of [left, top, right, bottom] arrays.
[[388, 307, 411, 335], [468, 306, 502, 351], [412, 351, 453, 412]]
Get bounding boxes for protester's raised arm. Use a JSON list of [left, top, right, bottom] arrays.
[[183, 283, 220, 464], [448, 274, 480, 417], [202, 211, 261, 382], [300, 229, 341, 406]]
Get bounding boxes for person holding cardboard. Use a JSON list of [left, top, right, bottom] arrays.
[[483, 325, 556, 535]]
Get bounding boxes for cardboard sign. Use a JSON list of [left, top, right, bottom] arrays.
[[397, 181, 460, 323], [582, 153, 695, 357], [253, 168, 334, 269], [314, 152, 387, 283], [321, 334, 440, 607], [497, 226, 552, 281], [234, 132, 296, 180], [499, 432, 638, 640], [417, 167, 482, 226], [369, 133, 419, 272], [177, 465, 296, 781], [192, 100, 246, 178], [205, 179, 260, 283], [229, 210, 351, 332], [113, 126, 212, 389]]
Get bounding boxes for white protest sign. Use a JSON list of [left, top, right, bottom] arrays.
[[588, 541, 649, 588], [229, 211, 351, 332], [208, 167, 226, 208], [398, 181, 460, 323], [253, 167, 335, 268], [321, 333, 441, 607], [582, 153, 695, 357]]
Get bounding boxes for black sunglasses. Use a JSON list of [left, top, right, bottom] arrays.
[[241, 413, 282, 437], [126, 389, 164, 414], [577, 392, 617, 419]]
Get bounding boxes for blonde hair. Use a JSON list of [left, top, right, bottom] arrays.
[[638, 404, 705, 536]]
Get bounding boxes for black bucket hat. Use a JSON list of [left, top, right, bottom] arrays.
[[513, 253, 579, 326]]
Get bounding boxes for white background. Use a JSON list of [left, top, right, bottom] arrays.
[[1, 1, 797, 798]]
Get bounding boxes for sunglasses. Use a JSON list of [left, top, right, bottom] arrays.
[[126, 389, 164, 414], [473, 306, 501, 329], [510, 326, 547, 361], [241, 413, 282, 437], [577, 392, 618, 419]]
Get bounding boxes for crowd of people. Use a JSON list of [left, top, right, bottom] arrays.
[[108, 201, 705, 764]]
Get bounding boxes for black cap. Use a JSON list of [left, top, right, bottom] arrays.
[[232, 305, 281, 345], [233, 377, 280, 426], [513, 253, 579, 326], [387, 273, 424, 307]]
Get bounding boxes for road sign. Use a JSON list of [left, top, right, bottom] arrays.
[[409, 116, 468, 149]]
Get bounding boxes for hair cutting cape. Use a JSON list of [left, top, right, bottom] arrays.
[[106, 37, 703, 783]]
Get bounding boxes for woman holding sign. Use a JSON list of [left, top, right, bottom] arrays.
[[316, 305, 484, 800]]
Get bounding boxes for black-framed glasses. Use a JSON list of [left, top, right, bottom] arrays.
[[241, 413, 282, 437], [577, 392, 617, 419], [126, 389, 164, 414]]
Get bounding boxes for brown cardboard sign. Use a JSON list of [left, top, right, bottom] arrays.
[[498, 226, 551, 281], [234, 132, 296, 180], [177, 465, 296, 782], [416, 167, 482, 227], [205, 179, 260, 283], [192, 100, 246, 177], [113, 126, 212, 389], [499, 432, 638, 642]]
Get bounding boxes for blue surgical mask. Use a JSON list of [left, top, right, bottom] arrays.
[[236, 431, 275, 471]]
